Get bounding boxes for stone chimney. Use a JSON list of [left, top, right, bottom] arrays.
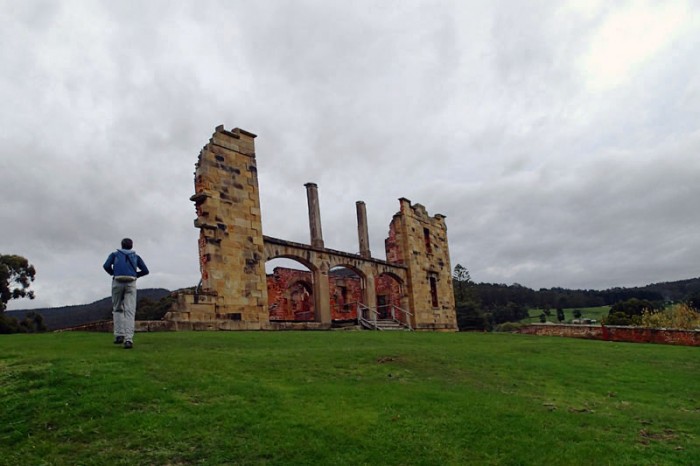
[[305, 182, 324, 249], [356, 201, 371, 258]]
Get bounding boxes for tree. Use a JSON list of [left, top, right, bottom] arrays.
[[453, 264, 477, 307], [453, 265, 485, 332], [539, 313, 547, 323], [686, 291, 700, 311], [136, 294, 176, 321], [0, 255, 36, 312], [453, 263, 472, 284], [641, 303, 700, 330], [605, 312, 632, 326], [608, 298, 657, 320], [573, 309, 582, 319], [556, 307, 565, 323], [456, 304, 487, 331], [18, 311, 47, 333]]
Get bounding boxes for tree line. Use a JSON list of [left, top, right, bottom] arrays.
[[453, 264, 700, 331]]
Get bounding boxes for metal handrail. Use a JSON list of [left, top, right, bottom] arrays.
[[358, 303, 381, 330], [358, 303, 412, 331]]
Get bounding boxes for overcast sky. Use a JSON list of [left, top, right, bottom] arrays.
[[2, 0, 700, 310]]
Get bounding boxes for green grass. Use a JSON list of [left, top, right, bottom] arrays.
[[1, 332, 698, 465], [524, 306, 611, 324]]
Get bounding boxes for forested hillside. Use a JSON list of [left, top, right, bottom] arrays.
[[453, 264, 700, 330], [7, 269, 700, 333], [6, 288, 171, 330]]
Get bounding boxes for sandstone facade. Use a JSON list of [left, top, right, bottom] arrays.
[[165, 125, 457, 331]]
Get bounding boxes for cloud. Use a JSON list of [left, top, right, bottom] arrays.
[[1, 0, 699, 309], [580, 0, 690, 91]]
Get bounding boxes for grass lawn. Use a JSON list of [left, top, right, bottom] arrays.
[[1, 331, 698, 465], [523, 306, 611, 324]]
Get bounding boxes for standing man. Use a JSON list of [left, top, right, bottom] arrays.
[[103, 238, 149, 349]]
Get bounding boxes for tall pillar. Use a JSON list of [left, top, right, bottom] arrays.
[[171, 125, 268, 328], [363, 272, 377, 318], [305, 183, 325, 249], [356, 201, 371, 258], [313, 261, 332, 326]]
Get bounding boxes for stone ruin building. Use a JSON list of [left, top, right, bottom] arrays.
[[165, 125, 457, 331]]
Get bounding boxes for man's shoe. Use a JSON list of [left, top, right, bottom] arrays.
[[123, 341, 133, 349], [114, 336, 124, 344]]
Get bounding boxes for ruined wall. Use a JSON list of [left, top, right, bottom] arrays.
[[167, 125, 454, 331], [166, 126, 268, 329], [385, 198, 457, 331], [518, 324, 700, 346], [267, 268, 314, 321], [266, 267, 402, 322]]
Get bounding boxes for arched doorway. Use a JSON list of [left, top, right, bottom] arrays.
[[377, 272, 406, 322], [266, 257, 315, 322], [328, 265, 365, 323]]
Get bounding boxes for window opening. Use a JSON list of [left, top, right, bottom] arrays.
[[429, 276, 438, 308], [423, 228, 432, 253]]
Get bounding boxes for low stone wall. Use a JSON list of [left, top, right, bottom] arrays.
[[59, 319, 333, 332], [518, 324, 700, 347], [59, 320, 176, 333]]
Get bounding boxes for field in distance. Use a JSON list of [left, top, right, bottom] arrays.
[[1, 332, 697, 465], [522, 306, 611, 324]]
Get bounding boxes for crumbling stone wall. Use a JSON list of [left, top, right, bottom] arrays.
[[167, 126, 268, 329], [167, 125, 457, 331], [385, 199, 457, 330], [267, 268, 314, 321]]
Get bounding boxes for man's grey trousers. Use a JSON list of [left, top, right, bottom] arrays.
[[111, 279, 137, 342]]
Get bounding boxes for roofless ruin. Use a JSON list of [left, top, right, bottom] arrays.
[[165, 126, 457, 331]]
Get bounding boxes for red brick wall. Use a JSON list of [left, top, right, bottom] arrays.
[[267, 268, 314, 321], [518, 324, 700, 347], [384, 216, 404, 264], [266, 267, 402, 322], [376, 274, 404, 322]]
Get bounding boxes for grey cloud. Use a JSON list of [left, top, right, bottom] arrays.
[[2, 1, 699, 309]]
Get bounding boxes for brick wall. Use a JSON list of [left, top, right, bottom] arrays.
[[266, 267, 402, 321], [518, 324, 700, 346]]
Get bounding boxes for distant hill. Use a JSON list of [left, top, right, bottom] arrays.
[[455, 276, 700, 331], [6, 288, 171, 330], [636, 277, 700, 302]]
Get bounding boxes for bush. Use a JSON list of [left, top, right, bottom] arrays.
[[605, 312, 632, 326], [0, 313, 20, 334], [641, 303, 700, 330], [456, 304, 488, 331], [493, 322, 523, 333], [609, 298, 658, 319], [0, 311, 47, 334], [135, 294, 176, 321]]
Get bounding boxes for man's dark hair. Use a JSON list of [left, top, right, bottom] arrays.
[[121, 238, 133, 250]]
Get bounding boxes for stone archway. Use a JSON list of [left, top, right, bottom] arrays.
[[265, 256, 317, 323], [377, 272, 406, 322], [329, 264, 366, 321]]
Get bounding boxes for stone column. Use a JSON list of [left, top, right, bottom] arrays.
[[305, 183, 325, 249], [356, 201, 371, 258], [363, 272, 377, 321], [313, 261, 332, 326]]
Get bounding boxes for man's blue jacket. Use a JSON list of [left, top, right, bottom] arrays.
[[103, 249, 149, 278]]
